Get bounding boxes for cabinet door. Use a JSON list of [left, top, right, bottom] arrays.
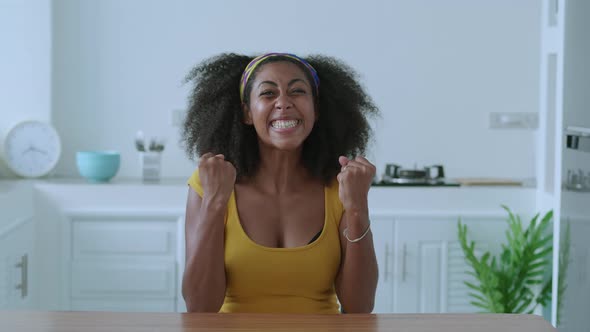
[[0, 219, 35, 309], [70, 260, 177, 312], [65, 216, 180, 312], [393, 217, 505, 313], [370, 216, 394, 313]]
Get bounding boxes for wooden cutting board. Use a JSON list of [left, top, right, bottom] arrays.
[[454, 178, 523, 186]]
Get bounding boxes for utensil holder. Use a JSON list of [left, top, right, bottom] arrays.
[[139, 152, 161, 182]]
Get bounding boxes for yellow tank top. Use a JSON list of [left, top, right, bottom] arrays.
[[187, 169, 343, 314]]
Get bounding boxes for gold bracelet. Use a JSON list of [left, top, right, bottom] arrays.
[[343, 219, 371, 243]]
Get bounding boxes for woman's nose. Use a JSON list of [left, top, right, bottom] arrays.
[[275, 93, 293, 110]]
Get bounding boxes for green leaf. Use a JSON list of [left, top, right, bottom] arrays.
[[470, 301, 491, 311], [514, 297, 534, 313], [528, 261, 549, 271], [465, 281, 482, 292], [468, 292, 489, 304], [531, 248, 553, 261], [526, 271, 547, 278], [537, 236, 553, 248]]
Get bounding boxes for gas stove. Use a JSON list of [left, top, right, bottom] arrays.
[[374, 164, 459, 187]]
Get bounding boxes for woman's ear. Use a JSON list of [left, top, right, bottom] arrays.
[[242, 103, 253, 125]]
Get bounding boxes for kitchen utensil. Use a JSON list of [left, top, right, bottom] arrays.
[[382, 163, 447, 185], [135, 131, 146, 152], [148, 137, 166, 152]]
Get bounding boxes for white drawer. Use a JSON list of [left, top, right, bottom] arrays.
[[71, 219, 176, 258], [71, 260, 176, 299]]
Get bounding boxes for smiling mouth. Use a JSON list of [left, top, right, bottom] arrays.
[[270, 119, 301, 129]]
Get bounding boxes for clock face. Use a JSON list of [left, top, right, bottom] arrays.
[[4, 121, 62, 178]]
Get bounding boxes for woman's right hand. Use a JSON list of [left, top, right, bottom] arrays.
[[198, 152, 236, 206]]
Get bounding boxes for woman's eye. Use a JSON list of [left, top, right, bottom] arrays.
[[260, 91, 274, 96], [292, 89, 306, 94]]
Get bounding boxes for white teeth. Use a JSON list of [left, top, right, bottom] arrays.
[[271, 120, 299, 129]]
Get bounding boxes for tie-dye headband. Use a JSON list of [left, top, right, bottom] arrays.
[[239, 53, 320, 102]]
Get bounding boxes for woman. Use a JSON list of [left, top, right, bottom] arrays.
[[181, 52, 379, 314]]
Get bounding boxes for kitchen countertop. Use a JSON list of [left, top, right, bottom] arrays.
[[0, 311, 557, 332], [1, 175, 537, 187], [1, 177, 537, 217]]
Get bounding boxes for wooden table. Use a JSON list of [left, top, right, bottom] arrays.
[[0, 311, 557, 331]]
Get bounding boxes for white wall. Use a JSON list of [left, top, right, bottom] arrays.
[[0, 181, 34, 230], [0, 0, 52, 177], [4, 0, 541, 180]]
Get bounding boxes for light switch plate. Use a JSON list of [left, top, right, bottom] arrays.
[[489, 112, 539, 129]]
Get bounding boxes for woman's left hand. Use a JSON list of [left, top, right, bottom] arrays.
[[337, 156, 376, 214]]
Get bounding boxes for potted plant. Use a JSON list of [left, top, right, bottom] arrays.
[[457, 206, 553, 313]]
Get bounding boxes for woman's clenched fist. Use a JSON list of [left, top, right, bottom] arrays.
[[198, 153, 236, 206], [337, 156, 375, 214]]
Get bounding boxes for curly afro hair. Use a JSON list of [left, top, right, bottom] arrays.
[[182, 53, 379, 184]]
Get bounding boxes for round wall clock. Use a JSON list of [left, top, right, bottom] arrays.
[[3, 120, 62, 178]]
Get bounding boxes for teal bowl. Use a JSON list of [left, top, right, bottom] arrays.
[[76, 151, 120, 183]]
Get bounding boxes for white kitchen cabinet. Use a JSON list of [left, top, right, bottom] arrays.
[[0, 218, 36, 309], [371, 215, 506, 314], [61, 213, 183, 312], [29, 180, 533, 313]]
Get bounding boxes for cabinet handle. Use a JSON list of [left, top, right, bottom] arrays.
[[14, 254, 28, 299], [384, 243, 390, 282], [551, 0, 559, 24], [402, 244, 407, 282]]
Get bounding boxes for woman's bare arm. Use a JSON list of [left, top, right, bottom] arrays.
[[182, 188, 227, 312], [182, 154, 236, 312], [335, 208, 378, 313], [334, 156, 378, 313]]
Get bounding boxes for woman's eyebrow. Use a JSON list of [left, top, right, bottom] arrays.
[[288, 78, 309, 87], [257, 78, 309, 88], [258, 80, 277, 88]]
